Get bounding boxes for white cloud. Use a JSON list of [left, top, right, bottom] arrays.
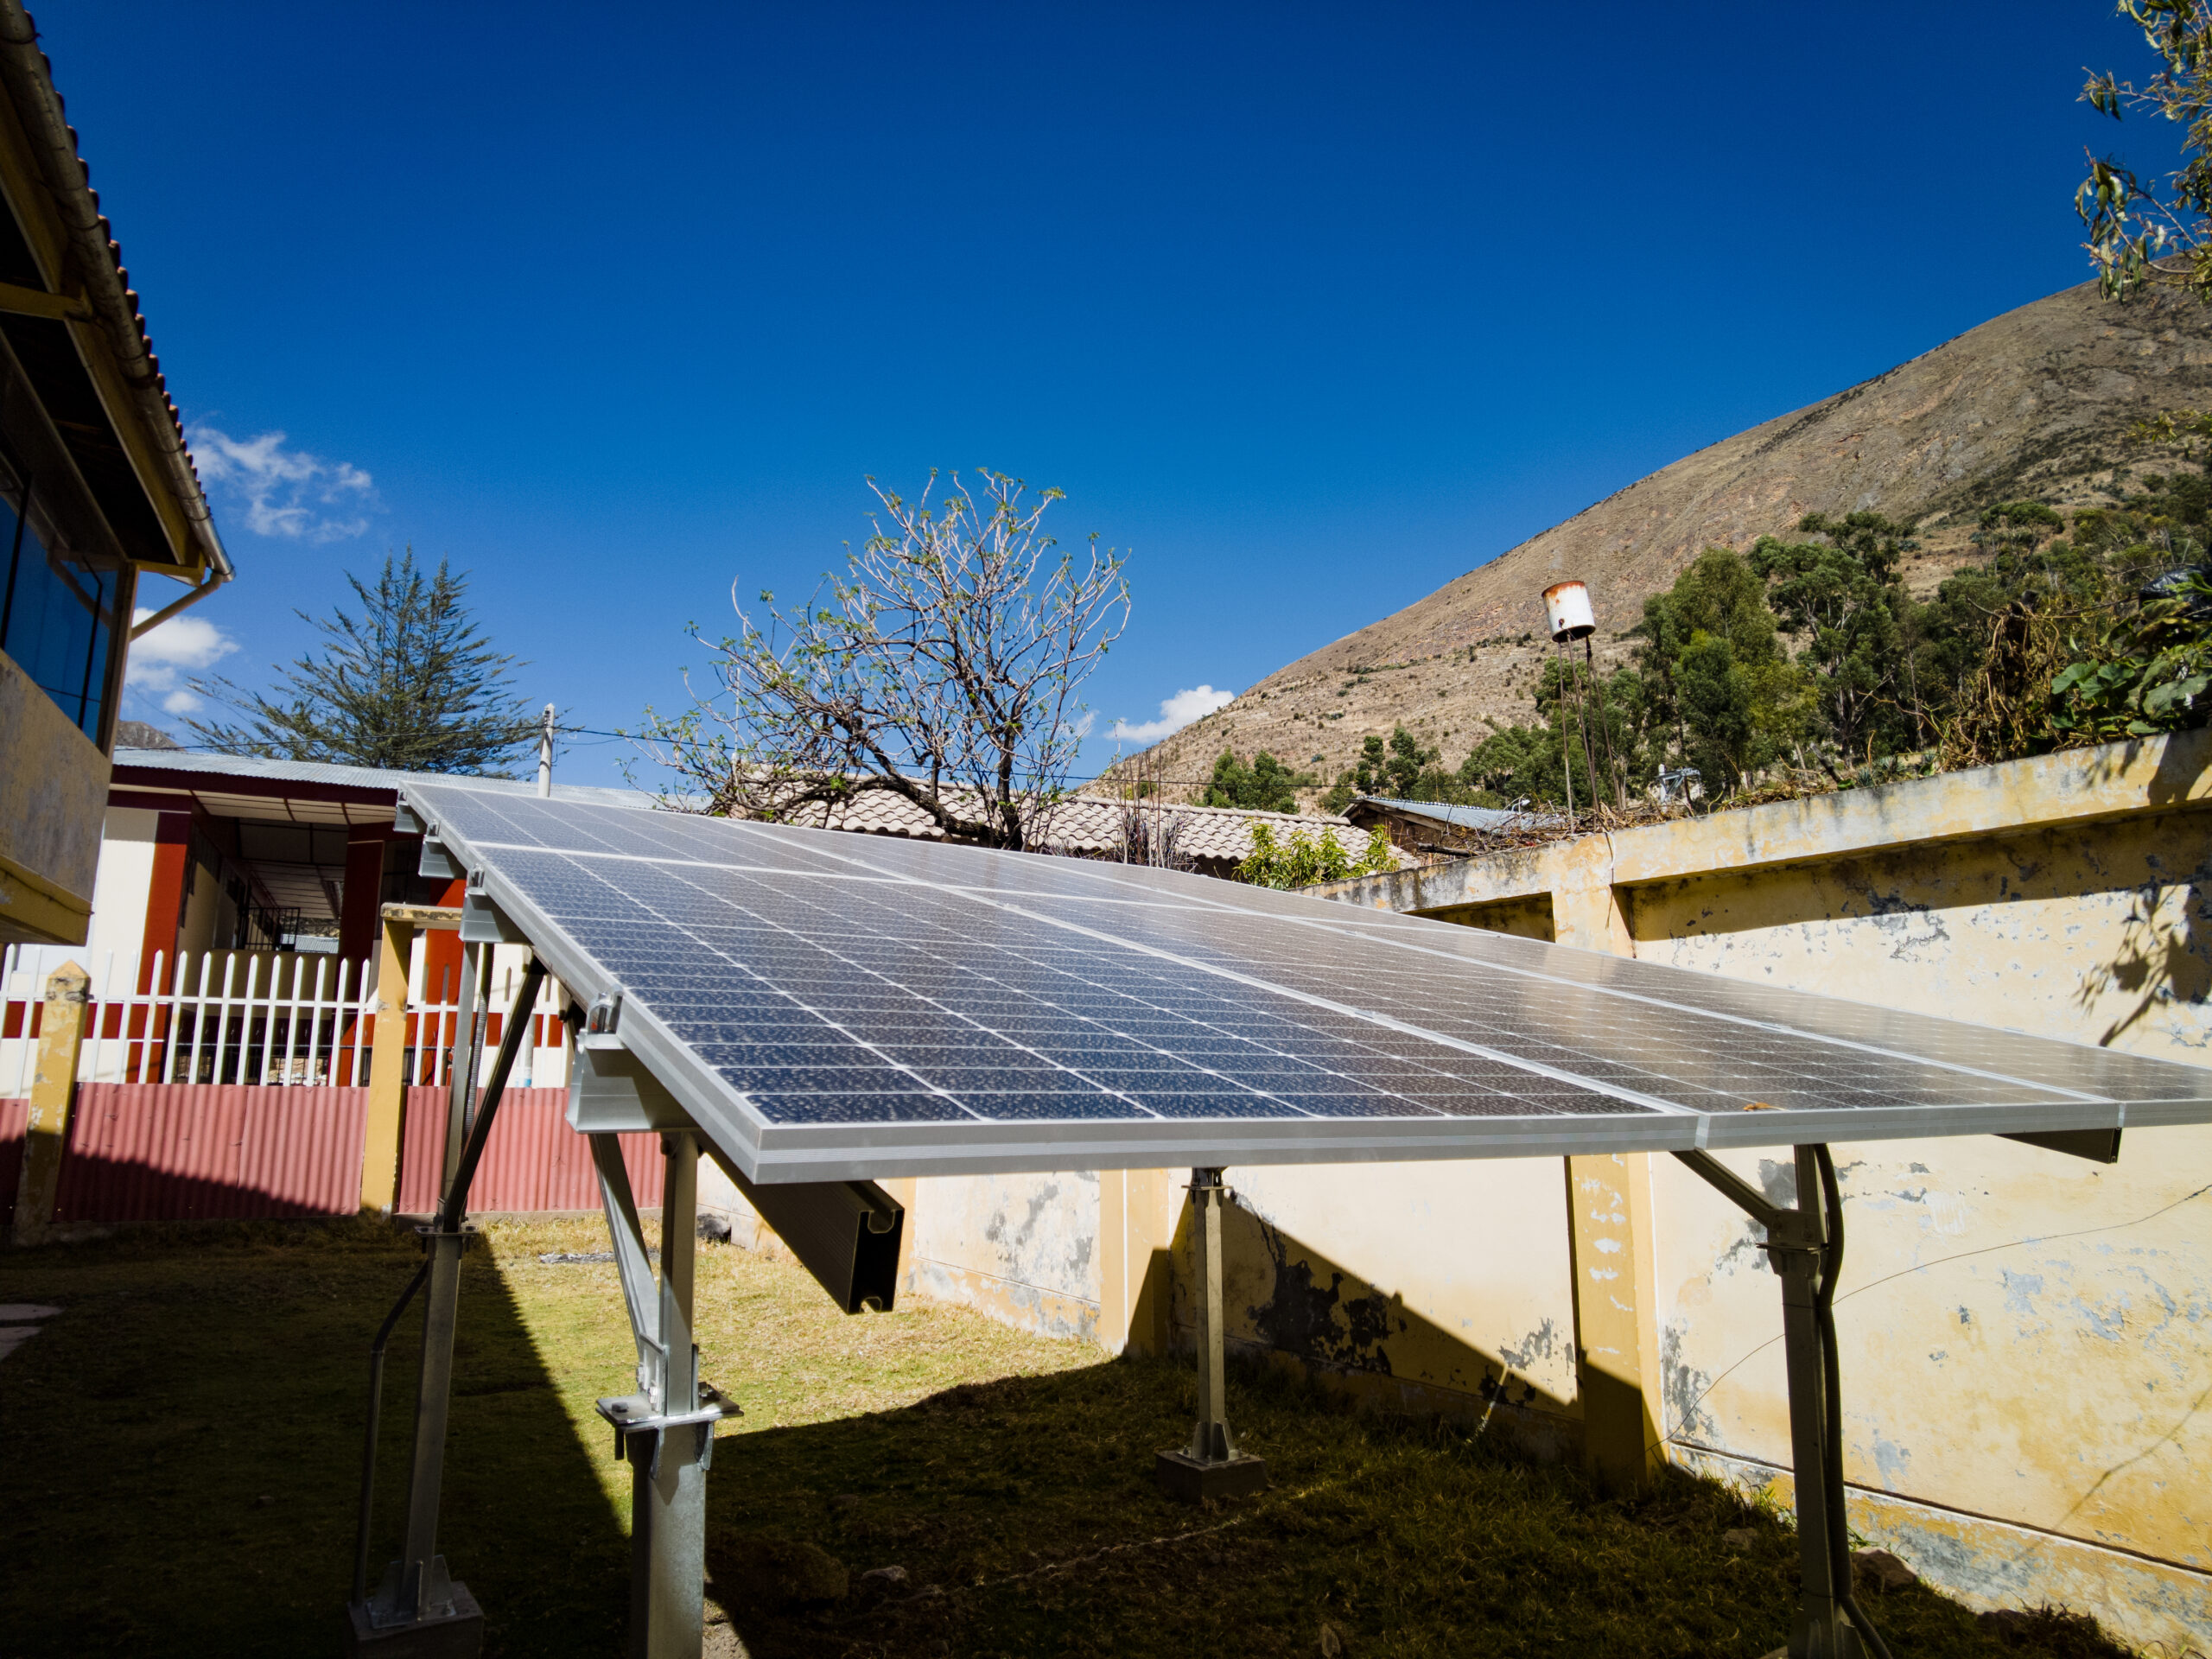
[[126, 605, 238, 715], [188, 424, 377, 542], [1109, 684, 1235, 743]]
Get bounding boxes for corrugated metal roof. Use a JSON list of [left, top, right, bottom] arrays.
[[111, 748, 660, 810], [1355, 796, 1561, 834]]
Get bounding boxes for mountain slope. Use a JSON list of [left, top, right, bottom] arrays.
[[1116, 282, 2212, 799]]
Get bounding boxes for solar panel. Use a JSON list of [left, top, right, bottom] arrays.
[[402, 780, 2212, 1182]]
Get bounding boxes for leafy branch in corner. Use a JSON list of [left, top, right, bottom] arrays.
[[2050, 564, 2212, 737], [2079, 0, 2212, 301]]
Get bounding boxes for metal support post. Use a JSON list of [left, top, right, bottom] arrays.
[[1675, 1144, 1883, 1659], [1775, 1210, 1853, 1657], [1189, 1166, 1232, 1463], [346, 1223, 484, 1655], [632, 1133, 706, 1656], [392, 1229, 475, 1614], [1154, 1168, 1268, 1502], [347, 956, 545, 1657], [590, 1130, 740, 1659]]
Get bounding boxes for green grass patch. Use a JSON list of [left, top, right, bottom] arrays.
[[0, 1218, 2133, 1658]]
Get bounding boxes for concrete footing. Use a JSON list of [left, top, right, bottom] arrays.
[[343, 1583, 483, 1658], [1154, 1449, 1268, 1503]]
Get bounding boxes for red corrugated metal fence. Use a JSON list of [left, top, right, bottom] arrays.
[[0, 1084, 664, 1227], [51, 1084, 370, 1222], [395, 1085, 664, 1214]]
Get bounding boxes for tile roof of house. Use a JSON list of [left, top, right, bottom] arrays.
[[112, 752, 1382, 870], [781, 788, 1376, 867]]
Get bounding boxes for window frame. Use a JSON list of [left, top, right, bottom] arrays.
[[0, 439, 135, 748]]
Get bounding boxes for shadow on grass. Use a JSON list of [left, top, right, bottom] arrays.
[[702, 1352, 2134, 1659], [0, 1218, 630, 1659], [0, 1222, 2144, 1659]]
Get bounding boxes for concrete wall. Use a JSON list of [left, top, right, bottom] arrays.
[[904, 1170, 1103, 1341], [701, 732, 2211, 1652], [0, 649, 108, 945], [1196, 1160, 1583, 1456], [1299, 730, 2212, 1654]]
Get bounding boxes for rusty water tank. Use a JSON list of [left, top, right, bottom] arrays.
[[1542, 580, 1596, 642]]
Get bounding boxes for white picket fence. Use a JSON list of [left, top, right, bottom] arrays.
[[0, 944, 569, 1098]]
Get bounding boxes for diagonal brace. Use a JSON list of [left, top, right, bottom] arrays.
[[1672, 1147, 1796, 1237], [591, 1132, 666, 1401]]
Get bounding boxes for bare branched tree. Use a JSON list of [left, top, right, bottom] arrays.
[[627, 471, 1128, 849]]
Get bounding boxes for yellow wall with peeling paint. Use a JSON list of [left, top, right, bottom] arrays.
[[1297, 731, 2212, 1655], [0, 648, 107, 945], [1628, 808, 2212, 1586], [1655, 1139, 2209, 1563], [1202, 1160, 1581, 1446], [902, 1171, 1103, 1344], [1630, 809, 2212, 1056]]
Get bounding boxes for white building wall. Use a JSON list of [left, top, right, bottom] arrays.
[[85, 805, 158, 968]]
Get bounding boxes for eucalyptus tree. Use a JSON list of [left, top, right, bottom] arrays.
[[1751, 512, 1916, 760]]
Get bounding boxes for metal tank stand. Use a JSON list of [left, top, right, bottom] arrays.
[[589, 1129, 741, 1659], [1155, 1168, 1268, 1503], [1673, 1144, 1891, 1659]]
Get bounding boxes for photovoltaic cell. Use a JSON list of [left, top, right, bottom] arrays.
[[403, 781, 2212, 1182]]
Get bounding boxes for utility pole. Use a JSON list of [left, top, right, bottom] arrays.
[[537, 703, 555, 798]]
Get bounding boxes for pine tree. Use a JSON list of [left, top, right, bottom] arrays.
[[186, 550, 542, 774]]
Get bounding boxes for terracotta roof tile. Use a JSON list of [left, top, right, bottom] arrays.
[[772, 788, 1389, 871]]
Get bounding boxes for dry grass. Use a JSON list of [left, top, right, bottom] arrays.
[[0, 1218, 2141, 1659]]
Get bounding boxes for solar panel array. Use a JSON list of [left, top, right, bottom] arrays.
[[404, 781, 2212, 1182]]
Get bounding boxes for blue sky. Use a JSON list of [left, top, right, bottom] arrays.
[[68, 1, 2176, 784]]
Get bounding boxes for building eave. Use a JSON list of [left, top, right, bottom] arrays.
[[0, 2, 230, 585]]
